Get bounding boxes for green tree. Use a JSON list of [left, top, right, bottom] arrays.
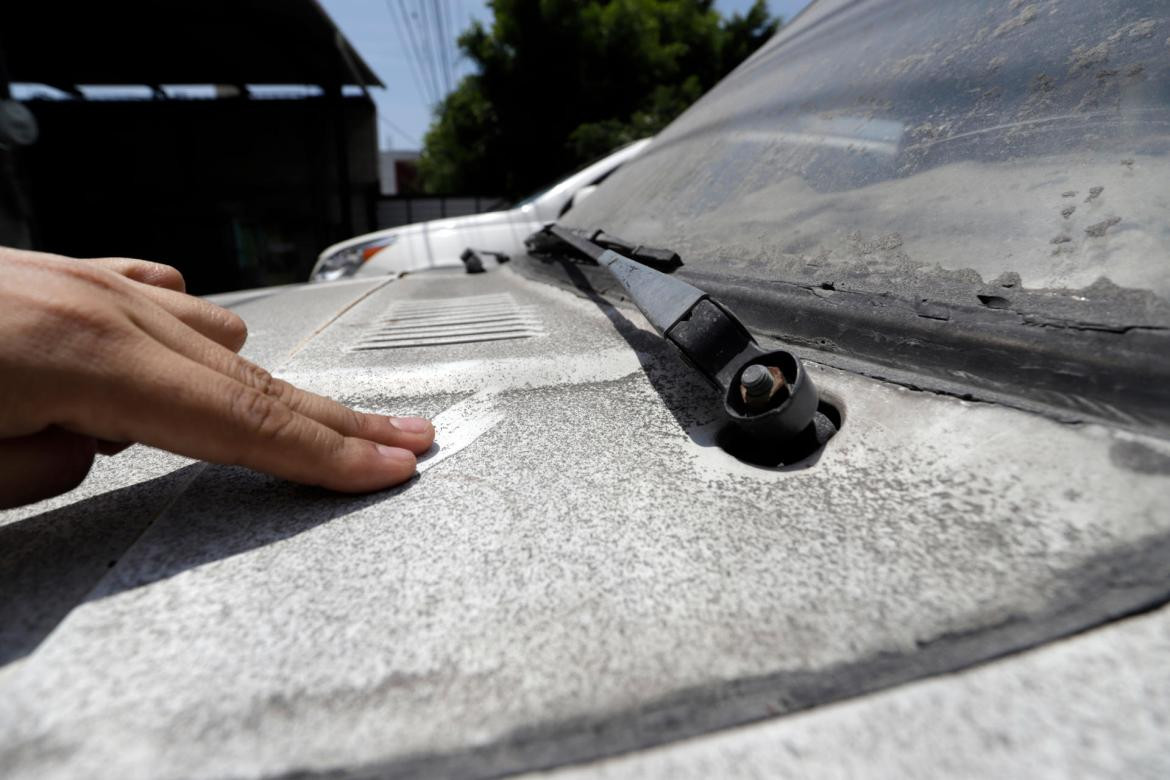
[[418, 0, 778, 198]]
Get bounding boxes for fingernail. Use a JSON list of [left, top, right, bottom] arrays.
[[376, 444, 415, 464], [389, 416, 431, 433]]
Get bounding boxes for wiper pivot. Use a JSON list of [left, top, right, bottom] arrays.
[[542, 224, 817, 443]]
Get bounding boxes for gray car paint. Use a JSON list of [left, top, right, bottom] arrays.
[[1, 267, 1167, 778]]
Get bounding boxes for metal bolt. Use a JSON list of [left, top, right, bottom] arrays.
[[741, 364, 774, 399]]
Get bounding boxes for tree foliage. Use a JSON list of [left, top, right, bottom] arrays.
[[418, 0, 778, 198]]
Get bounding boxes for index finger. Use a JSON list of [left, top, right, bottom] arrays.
[[78, 342, 417, 492], [87, 257, 186, 292]]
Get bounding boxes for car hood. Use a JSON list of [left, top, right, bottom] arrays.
[[1, 267, 1168, 778]]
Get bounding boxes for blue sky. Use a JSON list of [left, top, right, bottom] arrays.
[[319, 0, 811, 150]]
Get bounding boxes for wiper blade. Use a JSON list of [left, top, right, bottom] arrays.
[[538, 224, 818, 443], [590, 229, 682, 271], [527, 226, 682, 272]]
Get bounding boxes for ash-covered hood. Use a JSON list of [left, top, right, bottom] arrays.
[[2, 265, 1168, 778]]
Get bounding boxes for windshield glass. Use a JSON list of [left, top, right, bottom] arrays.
[[512, 185, 551, 209], [512, 139, 644, 209], [566, 0, 1170, 309]]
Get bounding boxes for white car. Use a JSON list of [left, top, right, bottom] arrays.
[[310, 138, 652, 281]]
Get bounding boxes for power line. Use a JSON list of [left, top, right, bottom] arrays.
[[377, 113, 420, 148], [416, 0, 442, 104], [451, 0, 476, 76], [385, 0, 433, 106], [412, 0, 442, 104], [416, 0, 435, 96], [401, 0, 440, 105], [448, 0, 462, 83], [383, 0, 469, 116], [387, 1, 422, 104], [434, 0, 453, 95]]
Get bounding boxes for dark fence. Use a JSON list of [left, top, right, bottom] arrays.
[[374, 195, 506, 230]]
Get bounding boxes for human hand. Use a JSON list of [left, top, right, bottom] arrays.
[[0, 247, 434, 509]]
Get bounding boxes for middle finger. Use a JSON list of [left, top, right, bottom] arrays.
[[127, 282, 249, 353], [130, 301, 435, 454]]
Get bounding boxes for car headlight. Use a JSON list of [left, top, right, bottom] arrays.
[[312, 235, 397, 281]]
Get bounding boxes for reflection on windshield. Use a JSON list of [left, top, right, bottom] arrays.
[[512, 139, 646, 209], [729, 116, 904, 156], [512, 186, 550, 209], [567, 0, 1170, 305]]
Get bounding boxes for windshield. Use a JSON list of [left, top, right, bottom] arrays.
[[512, 186, 551, 209], [566, 0, 1170, 309], [512, 139, 645, 209]]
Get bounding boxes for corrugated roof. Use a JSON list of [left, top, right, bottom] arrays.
[[0, 0, 381, 88]]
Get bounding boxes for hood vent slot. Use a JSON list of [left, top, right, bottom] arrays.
[[351, 293, 543, 351]]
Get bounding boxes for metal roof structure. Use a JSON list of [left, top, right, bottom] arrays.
[[0, 0, 381, 88]]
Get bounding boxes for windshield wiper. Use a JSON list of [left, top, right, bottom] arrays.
[[460, 248, 510, 274], [528, 226, 682, 272], [536, 224, 818, 443]]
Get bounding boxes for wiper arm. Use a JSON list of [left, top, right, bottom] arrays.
[[539, 224, 818, 443], [528, 226, 682, 272]]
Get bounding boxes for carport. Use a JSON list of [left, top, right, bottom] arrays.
[[0, 0, 382, 292]]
